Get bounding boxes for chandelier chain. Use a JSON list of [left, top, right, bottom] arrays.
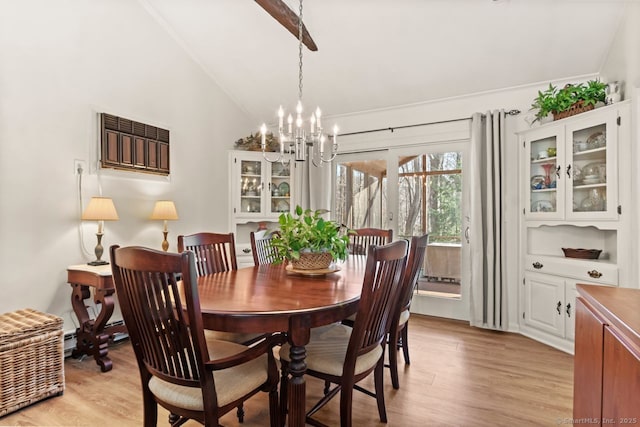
[[298, 0, 303, 102]]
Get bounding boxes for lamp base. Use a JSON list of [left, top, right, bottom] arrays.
[[88, 260, 109, 266]]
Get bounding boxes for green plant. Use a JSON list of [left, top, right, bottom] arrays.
[[530, 79, 607, 122], [271, 205, 351, 263]]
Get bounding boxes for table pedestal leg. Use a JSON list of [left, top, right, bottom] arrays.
[[70, 283, 116, 372], [288, 344, 307, 427]]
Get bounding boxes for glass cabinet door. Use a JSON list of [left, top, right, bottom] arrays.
[[566, 113, 616, 220], [239, 159, 263, 215], [269, 162, 291, 215], [525, 128, 563, 219]]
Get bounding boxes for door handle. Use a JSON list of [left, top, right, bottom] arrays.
[[464, 226, 470, 243], [555, 165, 561, 178], [566, 303, 571, 317], [556, 301, 562, 315], [566, 164, 572, 178], [388, 212, 393, 221]]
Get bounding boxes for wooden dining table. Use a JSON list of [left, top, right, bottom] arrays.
[[194, 255, 368, 427]]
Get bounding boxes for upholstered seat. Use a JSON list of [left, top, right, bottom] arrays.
[[280, 324, 382, 377], [149, 339, 268, 411]]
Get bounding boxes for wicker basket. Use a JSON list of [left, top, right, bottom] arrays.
[[0, 309, 64, 417], [553, 100, 595, 121], [290, 252, 333, 270]]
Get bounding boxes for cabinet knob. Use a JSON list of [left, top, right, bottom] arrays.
[[587, 269, 602, 279], [532, 262, 543, 269], [556, 301, 562, 315]]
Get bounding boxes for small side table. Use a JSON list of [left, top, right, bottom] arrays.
[[67, 264, 126, 372]]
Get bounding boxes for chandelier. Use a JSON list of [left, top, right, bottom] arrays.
[[260, 0, 338, 166]]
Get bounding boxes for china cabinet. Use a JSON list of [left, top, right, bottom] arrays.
[[518, 101, 630, 353], [229, 151, 298, 267]]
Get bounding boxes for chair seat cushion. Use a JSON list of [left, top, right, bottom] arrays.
[[399, 309, 410, 326], [279, 324, 383, 377], [204, 329, 264, 345], [148, 338, 268, 411]]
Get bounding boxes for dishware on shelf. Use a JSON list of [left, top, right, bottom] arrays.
[[561, 248, 602, 259], [278, 181, 290, 196], [580, 188, 605, 211], [537, 150, 548, 160], [530, 175, 545, 190], [531, 199, 554, 212], [586, 131, 605, 148]]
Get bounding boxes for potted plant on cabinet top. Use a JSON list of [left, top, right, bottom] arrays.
[[271, 205, 351, 270], [530, 79, 607, 123]]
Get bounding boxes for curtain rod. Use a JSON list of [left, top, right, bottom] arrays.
[[338, 109, 520, 137]]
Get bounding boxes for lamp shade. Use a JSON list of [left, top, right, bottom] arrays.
[[82, 197, 119, 221], [150, 200, 179, 220]]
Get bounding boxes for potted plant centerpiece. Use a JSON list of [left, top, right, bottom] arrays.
[[531, 79, 607, 123], [271, 205, 350, 271]]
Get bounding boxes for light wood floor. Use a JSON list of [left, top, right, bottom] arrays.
[[0, 315, 574, 426]]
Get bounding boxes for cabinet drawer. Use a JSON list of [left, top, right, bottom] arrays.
[[525, 255, 618, 285]]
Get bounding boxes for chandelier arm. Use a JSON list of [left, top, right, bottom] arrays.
[[262, 150, 287, 164]]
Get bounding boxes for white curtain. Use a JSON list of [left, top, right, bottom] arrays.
[[468, 110, 507, 330]]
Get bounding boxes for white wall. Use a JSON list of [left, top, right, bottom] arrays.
[[0, 0, 252, 333], [600, 1, 640, 290]]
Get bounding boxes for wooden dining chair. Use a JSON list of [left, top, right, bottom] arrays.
[[348, 228, 393, 255], [178, 232, 264, 346], [250, 230, 281, 266], [109, 245, 281, 427], [279, 240, 408, 427], [177, 232, 237, 275], [388, 233, 429, 389]]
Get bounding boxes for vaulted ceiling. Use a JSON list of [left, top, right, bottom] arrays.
[[142, 0, 626, 123]]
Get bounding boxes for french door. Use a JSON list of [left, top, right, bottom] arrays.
[[333, 143, 469, 321]]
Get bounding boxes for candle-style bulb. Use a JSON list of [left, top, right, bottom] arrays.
[[278, 106, 284, 118], [315, 107, 322, 128], [260, 123, 267, 148], [310, 113, 316, 133], [278, 106, 284, 130], [296, 100, 303, 114]]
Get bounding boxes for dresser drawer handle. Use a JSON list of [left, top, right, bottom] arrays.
[[242, 248, 251, 254], [587, 270, 602, 279], [532, 262, 543, 269]]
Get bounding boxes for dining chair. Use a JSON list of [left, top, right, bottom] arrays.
[[109, 245, 281, 427], [388, 233, 429, 389], [177, 232, 237, 275], [279, 240, 408, 427], [178, 232, 264, 346], [250, 230, 281, 266], [348, 228, 393, 256]]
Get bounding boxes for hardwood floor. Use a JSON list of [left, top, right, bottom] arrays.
[[0, 315, 573, 426]]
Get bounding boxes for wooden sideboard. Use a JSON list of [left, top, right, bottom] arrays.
[[574, 284, 640, 425]]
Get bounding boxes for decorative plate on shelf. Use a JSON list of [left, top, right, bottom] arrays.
[[278, 181, 290, 196], [276, 200, 289, 213], [586, 131, 605, 148], [285, 264, 341, 276]]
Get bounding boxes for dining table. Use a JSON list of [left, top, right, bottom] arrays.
[[193, 255, 368, 427]]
